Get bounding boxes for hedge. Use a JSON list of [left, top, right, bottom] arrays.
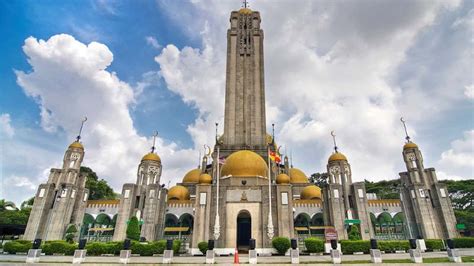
[[425, 239, 444, 250], [85, 241, 122, 256], [453, 237, 474, 248], [3, 240, 32, 254], [304, 238, 324, 253], [272, 237, 291, 255], [42, 241, 77, 255], [340, 240, 370, 254], [378, 240, 410, 252], [198, 241, 208, 255]]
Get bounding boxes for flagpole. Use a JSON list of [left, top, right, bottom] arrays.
[[213, 144, 221, 240], [267, 146, 274, 240]]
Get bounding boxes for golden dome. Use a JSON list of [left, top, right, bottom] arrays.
[[328, 152, 347, 162], [239, 8, 252, 15], [182, 169, 201, 183], [199, 173, 212, 184], [403, 142, 418, 150], [221, 150, 267, 177], [289, 168, 309, 184], [167, 185, 190, 201], [141, 152, 161, 162], [301, 185, 322, 200], [69, 141, 84, 149], [276, 173, 290, 184]]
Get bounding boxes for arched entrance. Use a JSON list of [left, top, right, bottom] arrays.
[[236, 210, 251, 252]]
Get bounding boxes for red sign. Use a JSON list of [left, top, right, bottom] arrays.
[[324, 228, 338, 242]]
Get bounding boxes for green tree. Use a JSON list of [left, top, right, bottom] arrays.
[[80, 166, 116, 200], [364, 179, 400, 199], [348, 225, 361, 240], [309, 172, 328, 187], [126, 216, 140, 241]]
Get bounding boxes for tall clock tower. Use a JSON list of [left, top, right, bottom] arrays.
[[221, 8, 267, 156]]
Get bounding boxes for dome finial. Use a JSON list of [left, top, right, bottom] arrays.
[[151, 130, 158, 153], [242, 0, 249, 9], [400, 117, 411, 143], [331, 130, 338, 153], [75, 117, 87, 142]]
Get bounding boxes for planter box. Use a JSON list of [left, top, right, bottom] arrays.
[[52, 253, 65, 256], [395, 250, 406, 254], [353, 252, 364, 255]]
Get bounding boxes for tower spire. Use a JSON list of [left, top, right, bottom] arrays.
[[76, 117, 87, 142], [215, 122, 219, 144], [242, 0, 249, 8], [271, 123, 275, 148], [151, 131, 158, 153], [331, 130, 338, 153], [400, 117, 411, 142]]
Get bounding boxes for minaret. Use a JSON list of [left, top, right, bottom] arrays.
[[24, 118, 89, 241], [324, 131, 373, 240], [222, 6, 266, 150], [398, 118, 458, 239]]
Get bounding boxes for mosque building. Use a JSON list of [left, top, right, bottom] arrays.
[[23, 5, 459, 254]]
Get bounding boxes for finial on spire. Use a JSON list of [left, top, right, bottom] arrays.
[[271, 123, 275, 147], [290, 148, 293, 168], [331, 130, 338, 153], [215, 122, 219, 144], [198, 148, 202, 169], [400, 117, 411, 142], [242, 0, 249, 8], [76, 117, 87, 142], [151, 131, 158, 153]]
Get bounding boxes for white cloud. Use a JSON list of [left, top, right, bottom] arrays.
[[145, 36, 162, 49], [0, 113, 15, 138], [155, 0, 465, 181], [465, 84, 474, 99], [438, 130, 474, 179], [15, 34, 195, 195]]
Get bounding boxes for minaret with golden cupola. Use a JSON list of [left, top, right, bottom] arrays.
[[398, 118, 458, 239], [113, 132, 167, 241], [24, 118, 90, 241], [323, 131, 373, 240]]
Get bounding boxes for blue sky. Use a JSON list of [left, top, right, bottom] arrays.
[[0, 0, 473, 205]]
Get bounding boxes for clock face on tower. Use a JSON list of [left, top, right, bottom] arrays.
[[70, 153, 80, 160]]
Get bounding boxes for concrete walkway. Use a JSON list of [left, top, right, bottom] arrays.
[[0, 249, 473, 265]]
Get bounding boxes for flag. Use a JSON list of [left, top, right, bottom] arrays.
[[269, 150, 281, 163]]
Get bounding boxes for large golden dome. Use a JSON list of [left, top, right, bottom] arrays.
[[328, 152, 347, 162], [220, 150, 267, 177], [239, 8, 252, 15], [167, 185, 190, 201], [403, 142, 418, 150], [301, 185, 322, 200], [69, 141, 84, 149], [182, 169, 201, 183], [199, 173, 212, 184], [289, 168, 309, 184], [276, 173, 290, 184], [141, 152, 161, 162]]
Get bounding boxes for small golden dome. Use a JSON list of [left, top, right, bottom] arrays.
[[289, 168, 309, 184], [276, 173, 290, 184], [69, 141, 84, 149], [167, 185, 190, 201], [328, 152, 347, 162], [301, 185, 322, 200], [221, 150, 267, 177], [199, 173, 212, 184], [403, 142, 418, 150], [239, 8, 252, 15], [142, 152, 161, 162], [182, 169, 201, 183]]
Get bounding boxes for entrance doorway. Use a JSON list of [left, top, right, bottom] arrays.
[[236, 210, 251, 252]]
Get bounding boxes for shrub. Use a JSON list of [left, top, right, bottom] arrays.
[[126, 216, 141, 241], [3, 240, 32, 254], [85, 241, 121, 256], [42, 241, 76, 255], [340, 240, 370, 254], [65, 233, 75, 244], [156, 240, 167, 254], [66, 224, 78, 234], [378, 240, 409, 252], [453, 237, 474, 248], [272, 237, 291, 255], [304, 238, 324, 253], [198, 241, 208, 254], [0, 242, 3, 248], [425, 239, 444, 250], [348, 225, 361, 240], [173, 239, 182, 254]]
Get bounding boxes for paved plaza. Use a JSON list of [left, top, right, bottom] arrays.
[[0, 249, 473, 265]]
